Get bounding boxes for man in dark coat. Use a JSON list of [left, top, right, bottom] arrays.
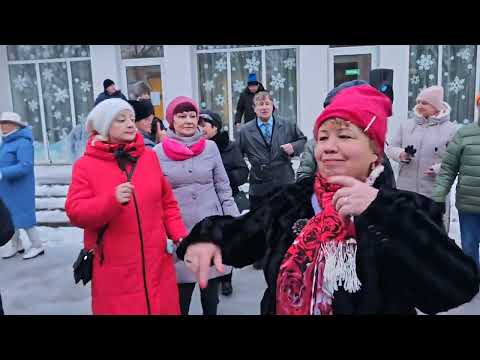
[[94, 79, 128, 106], [199, 110, 249, 296], [238, 91, 306, 269], [234, 73, 266, 127], [0, 197, 15, 315]]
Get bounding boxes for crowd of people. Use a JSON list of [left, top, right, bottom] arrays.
[[1, 70, 480, 315]]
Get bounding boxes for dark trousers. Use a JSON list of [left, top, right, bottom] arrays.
[[178, 278, 220, 315], [250, 193, 272, 268], [218, 270, 233, 284]]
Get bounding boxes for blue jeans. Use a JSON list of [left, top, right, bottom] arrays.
[[459, 211, 480, 268]]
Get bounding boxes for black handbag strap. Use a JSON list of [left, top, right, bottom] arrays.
[[95, 148, 139, 265]]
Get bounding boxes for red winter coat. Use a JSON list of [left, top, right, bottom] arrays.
[[65, 133, 188, 315]]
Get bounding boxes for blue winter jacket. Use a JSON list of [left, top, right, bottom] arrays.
[[0, 127, 36, 228]]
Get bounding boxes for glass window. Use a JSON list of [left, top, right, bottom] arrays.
[[197, 52, 229, 131], [68, 60, 95, 161], [230, 50, 263, 125], [408, 45, 439, 113], [196, 45, 264, 50], [196, 46, 299, 134], [7, 46, 94, 163], [266, 48, 297, 124], [441, 45, 477, 124], [409, 45, 477, 124], [120, 45, 164, 59], [8, 64, 46, 162], [7, 45, 90, 61], [39, 62, 72, 163]]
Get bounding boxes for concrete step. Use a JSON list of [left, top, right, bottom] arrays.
[[36, 210, 70, 227], [36, 197, 66, 210], [36, 185, 69, 197]]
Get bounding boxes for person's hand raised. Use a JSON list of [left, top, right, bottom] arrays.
[[184, 243, 224, 289], [329, 176, 379, 217]]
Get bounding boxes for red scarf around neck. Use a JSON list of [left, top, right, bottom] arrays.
[[276, 175, 360, 315], [162, 136, 206, 161]]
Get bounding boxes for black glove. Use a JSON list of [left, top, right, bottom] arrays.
[[404, 145, 417, 157]]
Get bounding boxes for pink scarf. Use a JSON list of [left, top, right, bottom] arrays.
[[162, 136, 206, 161]]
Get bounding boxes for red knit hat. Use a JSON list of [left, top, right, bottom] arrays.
[[313, 84, 392, 155]]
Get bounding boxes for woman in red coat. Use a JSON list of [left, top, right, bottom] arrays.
[[66, 98, 188, 315]]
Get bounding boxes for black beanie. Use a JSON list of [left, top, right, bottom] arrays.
[[103, 79, 115, 90], [199, 110, 223, 130], [128, 100, 154, 121]]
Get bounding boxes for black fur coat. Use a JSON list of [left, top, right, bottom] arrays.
[[177, 174, 479, 315]]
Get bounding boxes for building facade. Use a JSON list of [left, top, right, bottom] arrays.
[[0, 45, 478, 168]]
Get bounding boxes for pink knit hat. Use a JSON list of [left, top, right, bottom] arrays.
[[416, 86, 444, 111], [165, 96, 200, 130]]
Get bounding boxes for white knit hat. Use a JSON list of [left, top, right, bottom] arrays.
[[0, 111, 27, 127], [85, 98, 134, 137]]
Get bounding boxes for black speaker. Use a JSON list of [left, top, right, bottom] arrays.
[[369, 68, 394, 104]]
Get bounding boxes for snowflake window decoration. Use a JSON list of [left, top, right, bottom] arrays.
[[456, 47, 472, 62], [28, 99, 38, 112], [233, 80, 245, 93], [410, 75, 420, 85], [42, 68, 54, 82], [448, 76, 465, 95], [244, 56, 260, 73], [80, 81, 91, 93], [54, 88, 69, 103], [215, 58, 227, 72], [270, 73, 286, 90], [283, 58, 296, 70], [416, 54, 434, 71], [214, 94, 224, 107], [13, 75, 29, 91], [203, 80, 214, 92]]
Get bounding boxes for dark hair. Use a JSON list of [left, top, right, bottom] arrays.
[[173, 102, 197, 115], [199, 110, 222, 130]]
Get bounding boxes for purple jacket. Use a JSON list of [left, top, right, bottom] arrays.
[[154, 129, 239, 283]]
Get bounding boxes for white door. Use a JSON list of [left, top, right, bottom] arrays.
[[121, 57, 165, 119]]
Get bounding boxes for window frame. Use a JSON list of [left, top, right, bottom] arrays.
[[7, 55, 93, 164], [194, 45, 299, 138]]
